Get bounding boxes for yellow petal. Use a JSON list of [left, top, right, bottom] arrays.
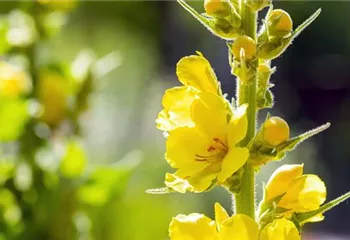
[[176, 53, 219, 94], [260, 219, 300, 240], [169, 213, 218, 240], [165, 127, 209, 174], [217, 147, 249, 182], [156, 86, 198, 131], [214, 202, 229, 231], [219, 214, 258, 240], [227, 104, 248, 146], [278, 174, 326, 212], [182, 163, 220, 192], [266, 164, 303, 201], [165, 173, 195, 193], [190, 92, 228, 139]]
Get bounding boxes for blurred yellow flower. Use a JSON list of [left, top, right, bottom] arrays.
[[260, 218, 300, 240], [37, 0, 77, 11], [169, 203, 259, 240], [265, 164, 326, 215], [156, 53, 219, 131], [38, 71, 69, 126], [165, 92, 249, 193], [0, 62, 31, 98]]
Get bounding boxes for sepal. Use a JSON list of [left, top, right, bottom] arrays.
[[294, 191, 350, 224]]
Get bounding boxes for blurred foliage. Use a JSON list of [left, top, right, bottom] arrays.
[[0, 1, 142, 239]]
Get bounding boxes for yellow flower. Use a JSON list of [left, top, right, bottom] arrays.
[[260, 218, 300, 240], [0, 62, 31, 98], [165, 92, 249, 193], [265, 164, 326, 214], [156, 53, 219, 131], [169, 203, 259, 240]]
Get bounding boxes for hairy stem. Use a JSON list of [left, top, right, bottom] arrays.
[[233, 2, 257, 220]]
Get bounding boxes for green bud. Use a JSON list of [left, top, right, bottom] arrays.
[[256, 37, 292, 60], [209, 18, 241, 39], [245, 0, 271, 12]]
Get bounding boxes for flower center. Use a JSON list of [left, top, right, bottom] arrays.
[[195, 138, 228, 163]]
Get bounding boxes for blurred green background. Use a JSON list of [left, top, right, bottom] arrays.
[[0, 1, 350, 239]]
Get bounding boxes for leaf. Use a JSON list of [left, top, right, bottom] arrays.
[[292, 8, 321, 39], [277, 122, 330, 152], [295, 190, 350, 224]]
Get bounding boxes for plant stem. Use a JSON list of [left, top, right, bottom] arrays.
[[233, 2, 257, 219]]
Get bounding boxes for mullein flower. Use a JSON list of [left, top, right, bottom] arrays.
[[259, 164, 326, 223], [169, 203, 299, 240], [164, 92, 249, 193], [156, 53, 219, 132], [260, 218, 300, 240], [155, 53, 249, 193], [169, 203, 259, 240]]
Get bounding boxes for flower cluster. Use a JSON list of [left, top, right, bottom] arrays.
[[149, 0, 350, 239]]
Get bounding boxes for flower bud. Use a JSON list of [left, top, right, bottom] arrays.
[[209, 18, 240, 39], [263, 116, 290, 147], [231, 35, 256, 60], [204, 0, 230, 18], [245, 0, 271, 12], [267, 9, 293, 38]]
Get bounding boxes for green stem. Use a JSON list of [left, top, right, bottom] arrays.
[[233, 2, 257, 219]]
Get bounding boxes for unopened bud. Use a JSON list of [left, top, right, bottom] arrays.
[[263, 117, 290, 147], [204, 0, 230, 17], [267, 9, 293, 38], [245, 0, 271, 11], [209, 18, 240, 39], [231, 35, 256, 60]]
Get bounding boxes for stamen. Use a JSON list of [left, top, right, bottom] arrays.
[[213, 138, 228, 151]]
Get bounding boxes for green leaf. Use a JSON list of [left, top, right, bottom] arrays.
[[295, 190, 350, 224], [277, 122, 330, 152], [292, 8, 321, 39]]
